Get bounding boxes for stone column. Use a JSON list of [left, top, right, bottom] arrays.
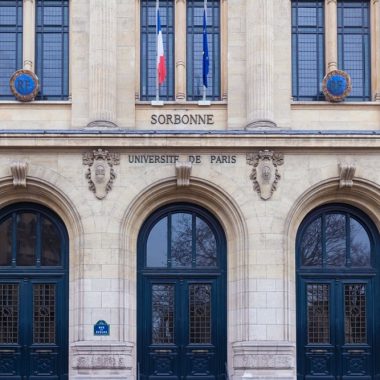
[[372, 0, 380, 100], [23, 0, 35, 71], [246, 0, 276, 129], [88, 0, 117, 127], [175, 0, 186, 101], [325, 0, 338, 72]]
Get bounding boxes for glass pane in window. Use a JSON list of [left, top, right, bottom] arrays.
[[0, 284, 19, 344], [171, 213, 192, 268], [350, 218, 370, 267], [41, 217, 61, 266], [0, 217, 12, 266], [301, 217, 322, 266], [307, 283, 330, 343], [147, 217, 168, 267], [189, 284, 211, 344], [196, 217, 217, 267], [344, 284, 367, 344], [33, 284, 56, 343], [325, 213, 346, 267], [152, 284, 174, 344], [0, 1, 22, 99], [16, 213, 37, 266]]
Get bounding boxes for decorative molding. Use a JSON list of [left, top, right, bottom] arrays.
[[246, 150, 284, 200], [86, 120, 118, 129], [245, 119, 278, 130], [10, 160, 29, 188], [327, 0, 337, 4], [176, 161, 192, 187], [83, 149, 120, 199], [339, 163, 356, 188]]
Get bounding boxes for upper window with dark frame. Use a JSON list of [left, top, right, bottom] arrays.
[[338, 0, 370, 101], [0, 0, 23, 100], [35, 0, 69, 100], [140, 0, 175, 101], [186, 0, 220, 101], [291, 0, 325, 101]]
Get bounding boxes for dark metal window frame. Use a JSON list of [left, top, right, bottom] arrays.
[[140, 0, 175, 101], [291, 0, 325, 101], [186, 0, 221, 101], [338, 0, 371, 101], [35, 0, 69, 100], [0, 0, 23, 100]]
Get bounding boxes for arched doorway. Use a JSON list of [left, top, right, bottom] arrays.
[[137, 203, 227, 379], [296, 203, 380, 379], [0, 203, 68, 379]]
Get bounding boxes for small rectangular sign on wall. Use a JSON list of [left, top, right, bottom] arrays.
[[94, 320, 110, 336]]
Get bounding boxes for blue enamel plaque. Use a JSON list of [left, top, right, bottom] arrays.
[[322, 69, 351, 102], [9, 70, 39, 102], [94, 320, 110, 336]]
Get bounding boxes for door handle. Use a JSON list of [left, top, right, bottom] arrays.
[[310, 349, 328, 353], [154, 349, 172, 353], [0, 349, 16, 353], [35, 349, 54, 353], [192, 349, 209, 353], [347, 349, 365, 354]]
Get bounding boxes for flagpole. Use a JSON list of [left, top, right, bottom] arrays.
[[156, 0, 159, 101]]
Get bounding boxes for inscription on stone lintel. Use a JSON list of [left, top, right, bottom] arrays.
[[128, 155, 237, 164], [151, 113, 214, 125]]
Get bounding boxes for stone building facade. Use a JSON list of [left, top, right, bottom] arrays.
[[1, 0, 380, 379]]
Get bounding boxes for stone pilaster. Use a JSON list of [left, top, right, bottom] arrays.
[[88, 0, 117, 126], [246, 0, 276, 129], [326, 0, 338, 72], [23, 0, 35, 71], [372, 0, 380, 100], [175, 0, 186, 101]]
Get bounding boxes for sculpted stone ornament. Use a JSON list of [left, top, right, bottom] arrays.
[[246, 150, 284, 200], [10, 160, 29, 188], [83, 149, 120, 199]]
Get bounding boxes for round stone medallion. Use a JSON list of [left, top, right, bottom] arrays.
[[9, 69, 39, 102], [322, 69, 352, 102]]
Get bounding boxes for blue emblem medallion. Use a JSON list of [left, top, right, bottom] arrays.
[[9, 69, 39, 102], [322, 69, 351, 102]]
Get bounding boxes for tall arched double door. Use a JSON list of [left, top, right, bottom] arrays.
[[0, 203, 68, 380], [137, 204, 227, 379], [296, 204, 380, 379]]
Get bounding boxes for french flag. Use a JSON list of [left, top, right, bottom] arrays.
[[156, 6, 166, 85]]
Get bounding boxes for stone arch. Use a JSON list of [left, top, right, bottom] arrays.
[[0, 164, 89, 342], [284, 177, 380, 342], [119, 176, 249, 364]]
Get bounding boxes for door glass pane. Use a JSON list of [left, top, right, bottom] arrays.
[[152, 284, 174, 344], [41, 217, 61, 266], [189, 284, 211, 344], [307, 284, 330, 343], [344, 284, 367, 344], [33, 284, 56, 343], [0, 284, 19, 343], [16, 213, 37, 266], [171, 213, 192, 268], [350, 219, 371, 267], [0, 217, 12, 266], [196, 218, 217, 267], [301, 217, 322, 266], [147, 217, 168, 267], [326, 213, 346, 267]]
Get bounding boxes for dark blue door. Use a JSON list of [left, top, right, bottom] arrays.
[[0, 204, 68, 380], [138, 204, 227, 379], [296, 205, 380, 379]]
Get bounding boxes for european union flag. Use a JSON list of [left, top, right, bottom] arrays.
[[202, 1, 209, 88]]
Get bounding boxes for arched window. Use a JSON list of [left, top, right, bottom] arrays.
[[298, 204, 373, 269], [0, 203, 67, 268]]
